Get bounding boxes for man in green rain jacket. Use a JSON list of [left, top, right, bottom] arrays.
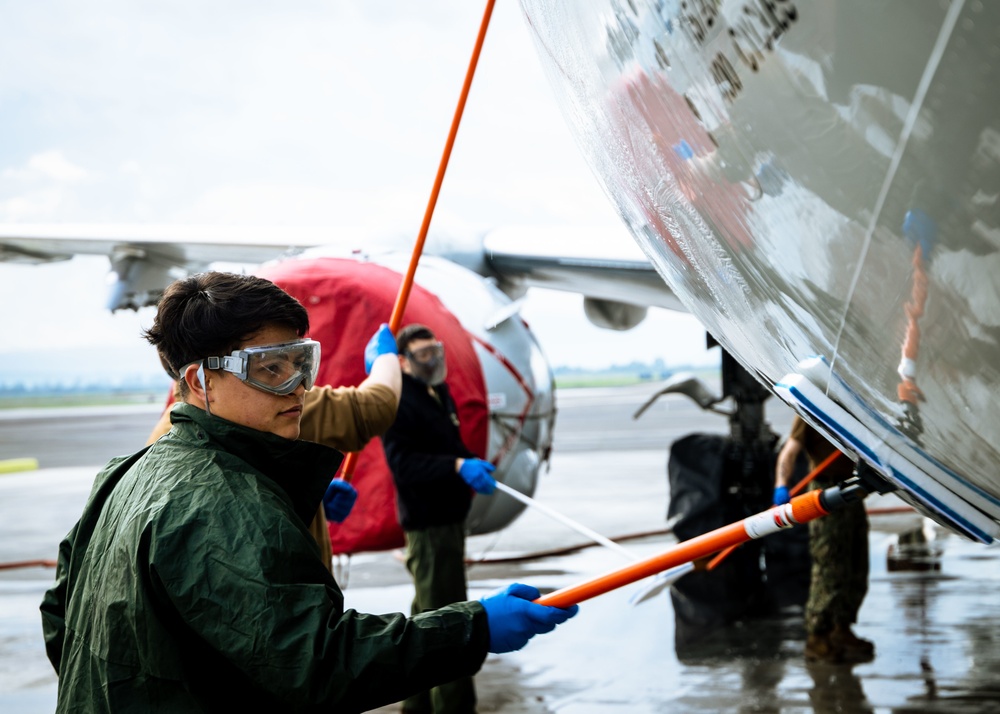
[[40, 271, 577, 713]]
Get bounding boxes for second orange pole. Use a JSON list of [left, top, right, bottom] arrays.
[[535, 489, 830, 609], [705, 450, 844, 571]]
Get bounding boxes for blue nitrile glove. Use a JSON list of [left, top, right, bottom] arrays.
[[773, 485, 790, 506], [323, 479, 358, 523], [458, 458, 497, 495], [364, 323, 398, 375], [479, 583, 579, 654], [903, 209, 937, 259]]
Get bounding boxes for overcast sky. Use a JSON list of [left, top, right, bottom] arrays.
[[0, 1, 713, 379]]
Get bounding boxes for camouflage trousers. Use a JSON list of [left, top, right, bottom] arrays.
[[805, 478, 870, 635]]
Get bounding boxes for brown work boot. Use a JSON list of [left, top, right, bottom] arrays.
[[804, 632, 844, 664], [830, 625, 875, 662]]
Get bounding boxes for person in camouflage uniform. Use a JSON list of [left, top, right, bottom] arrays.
[[774, 415, 873, 663]]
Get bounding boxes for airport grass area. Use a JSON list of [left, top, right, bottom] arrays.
[[0, 390, 168, 409], [0, 362, 719, 408], [553, 362, 718, 389], [554, 373, 651, 388]]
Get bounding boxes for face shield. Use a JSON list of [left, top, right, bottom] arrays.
[[406, 342, 447, 386], [204, 339, 321, 395]]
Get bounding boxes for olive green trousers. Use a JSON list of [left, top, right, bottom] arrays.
[[403, 523, 477, 714]]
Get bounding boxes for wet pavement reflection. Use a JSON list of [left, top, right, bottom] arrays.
[[449, 529, 998, 713]]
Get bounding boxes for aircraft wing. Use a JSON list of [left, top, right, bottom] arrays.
[[0, 224, 340, 266], [0, 223, 686, 326], [0, 224, 386, 310], [482, 225, 684, 312]]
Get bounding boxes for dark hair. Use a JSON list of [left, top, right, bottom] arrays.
[[144, 272, 309, 392], [396, 324, 436, 354]]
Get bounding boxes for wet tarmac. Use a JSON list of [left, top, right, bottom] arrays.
[[2, 386, 1000, 712]]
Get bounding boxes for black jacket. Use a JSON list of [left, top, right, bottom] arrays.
[[382, 374, 477, 530]]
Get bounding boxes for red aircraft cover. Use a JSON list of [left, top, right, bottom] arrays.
[[260, 257, 488, 554]]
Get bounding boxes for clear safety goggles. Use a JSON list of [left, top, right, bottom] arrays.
[[406, 342, 445, 364], [204, 339, 320, 395]]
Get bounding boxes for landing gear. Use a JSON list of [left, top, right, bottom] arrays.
[[637, 336, 811, 657]]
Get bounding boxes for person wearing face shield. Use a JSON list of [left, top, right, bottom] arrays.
[[40, 273, 576, 713], [381, 324, 499, 714]]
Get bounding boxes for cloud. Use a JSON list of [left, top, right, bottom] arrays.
[[0, 151, 94, 220], [0, 189, 68, 221], [3, 150, 89, 183]]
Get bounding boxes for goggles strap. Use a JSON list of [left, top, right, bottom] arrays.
[[197, 361, 212, 417]]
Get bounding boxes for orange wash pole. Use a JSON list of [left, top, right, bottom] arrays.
[[705, 450, 843, 570], [535, 488, 837, 609], [339, 0, 496, 483]]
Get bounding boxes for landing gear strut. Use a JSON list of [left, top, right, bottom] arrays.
[[636, 335, 811, 657]]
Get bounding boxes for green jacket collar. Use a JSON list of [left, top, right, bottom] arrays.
[[169, 403, 344, 525]]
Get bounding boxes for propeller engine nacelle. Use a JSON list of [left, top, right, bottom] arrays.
[[583, 296, 648, 331]]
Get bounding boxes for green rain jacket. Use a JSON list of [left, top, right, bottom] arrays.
[[40, 403, 489, 713]]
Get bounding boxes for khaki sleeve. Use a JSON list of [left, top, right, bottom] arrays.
[[146, 381, 183, 446], [146, 408, 174, 446], [299, 383, 398, 453], [146, 394, 184, 445]]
